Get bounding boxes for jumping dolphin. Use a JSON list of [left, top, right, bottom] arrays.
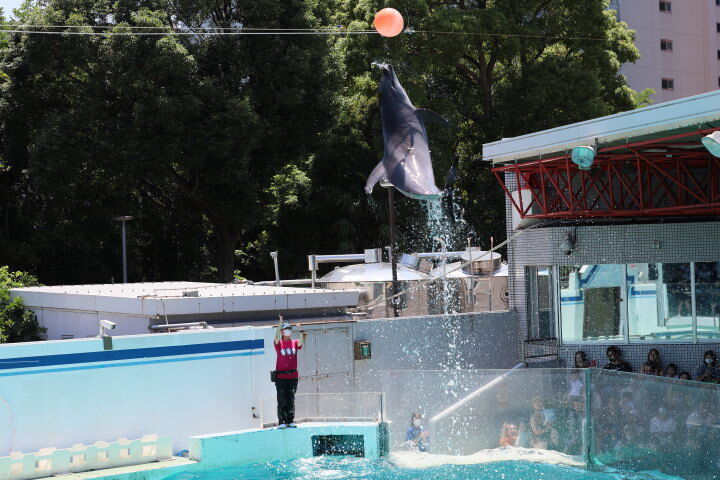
[[365, 64, 448, 199]]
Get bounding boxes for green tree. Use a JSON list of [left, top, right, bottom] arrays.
[[0, 0, 646, 285], [0, 266, 44, 342]]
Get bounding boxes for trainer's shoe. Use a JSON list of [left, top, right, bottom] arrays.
[[288, 423, 298, 428], [278, 424, 287, 429]]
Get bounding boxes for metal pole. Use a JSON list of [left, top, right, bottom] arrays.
[[388, 188, 399, 318], [270, 251, 280, 287], [121, 220, 128, 284], [311, 254, 317, 290], [467, 238, 475, 310], [489, 236, 494, 311]]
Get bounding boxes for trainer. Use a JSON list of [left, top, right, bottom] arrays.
[[273, 315, 306, 428]]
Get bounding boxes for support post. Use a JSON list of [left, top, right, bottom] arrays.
[[583, 367, 594, 466], [121, 221, 128, 284], [388, 188, 399, 317]]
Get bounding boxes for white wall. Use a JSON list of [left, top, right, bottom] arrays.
[[0, 327, 278, 454], [0, 312, 517, 456]]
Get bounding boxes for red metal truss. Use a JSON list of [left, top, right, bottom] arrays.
[[492, 128, 720, 219]]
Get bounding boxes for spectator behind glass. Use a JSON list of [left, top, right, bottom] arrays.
[[696, 350, 720, 383], [574, 351, 591, 368], [603, 346, 632, 372], [641, 362, 656, 375], [679, 371, 692, 380], [567, 371, 584, 404], [647, 348, 663, 375], [405, 413, 429, 452], [665, 363, 679, 378], [649, 406, 677, 447], [499, 423, 518, 447], [529, 397, 558, 449]]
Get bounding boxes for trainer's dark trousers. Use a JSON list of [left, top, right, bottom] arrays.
[[276, 377, 298, 425]]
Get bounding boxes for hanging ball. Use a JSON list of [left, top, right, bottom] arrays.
[[374, 8, 404, 37]]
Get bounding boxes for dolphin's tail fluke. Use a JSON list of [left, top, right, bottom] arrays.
[[365, 160, 388, 194]]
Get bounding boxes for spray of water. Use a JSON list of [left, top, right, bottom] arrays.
[[421, 193, 474, 371]]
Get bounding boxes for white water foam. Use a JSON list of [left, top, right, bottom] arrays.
[[389, 446, 585, 469]]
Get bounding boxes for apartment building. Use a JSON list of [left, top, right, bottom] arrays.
[[610, 0, 720, 103]]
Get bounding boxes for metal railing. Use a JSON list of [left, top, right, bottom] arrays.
[[523, 337, 558, 360], [259, 392, 384, 428]]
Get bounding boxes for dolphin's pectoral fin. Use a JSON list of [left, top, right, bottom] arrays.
[[364, 160, 388, 194], [415, 109, 449, 126]]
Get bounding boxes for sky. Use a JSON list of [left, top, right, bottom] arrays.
[[0, 0, 22, 18]]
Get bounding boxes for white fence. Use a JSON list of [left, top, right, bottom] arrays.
[[0, 435, 171, 480], [259, 392, 384, 427]]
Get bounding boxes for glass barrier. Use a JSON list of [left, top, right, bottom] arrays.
[[380, 369, 586, 457], [259, 392, 383, 427], [379, 367, 720, 479], [589, 368, 720, 478]]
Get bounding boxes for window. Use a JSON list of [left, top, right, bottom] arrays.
[[660, 39, 673, 51], [526, 266, 555, 339], [662, 78, 674, 90], [556, 261, 720, 344], [627, 263, 692, 341], [694, 262, 720, 340], [717, 22, 720, 32], [659, 1, 671, 12], [559, 265, 625, 343], [717, 50, 720, 60]]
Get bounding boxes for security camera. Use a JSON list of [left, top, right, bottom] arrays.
[[562, 231, 577, 256], [100, 320, 117, 330]]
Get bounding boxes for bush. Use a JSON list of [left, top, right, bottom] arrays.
[[0, 266, 45, 343]]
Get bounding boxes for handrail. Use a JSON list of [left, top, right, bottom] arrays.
[[429, 363, 526, 424]]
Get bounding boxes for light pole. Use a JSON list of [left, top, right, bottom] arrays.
[[114, 216, 134, 283], [381, 181, 399, 318]]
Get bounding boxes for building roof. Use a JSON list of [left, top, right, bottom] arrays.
[[482, 89, 720, 164], [318, 263, 431, 283], [10, 282, 359, 317]]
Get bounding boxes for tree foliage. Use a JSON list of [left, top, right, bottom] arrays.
[[0, 0, 644, 284], [0, 266, 44, 342]]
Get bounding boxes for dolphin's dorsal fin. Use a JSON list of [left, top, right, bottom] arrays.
[[364, 160, 388, 194], [415, 109, 449, 126]]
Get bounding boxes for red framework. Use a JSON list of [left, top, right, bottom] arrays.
[[492, 128, 720, 219]]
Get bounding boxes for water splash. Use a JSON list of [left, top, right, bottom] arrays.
[[421, 193, 474, 371]]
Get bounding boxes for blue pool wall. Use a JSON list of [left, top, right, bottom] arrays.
[[0, 311, 517, 455], [188, 422, 387, 468]]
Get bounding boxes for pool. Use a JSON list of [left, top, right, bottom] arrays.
[[162, 452, 683, 480]]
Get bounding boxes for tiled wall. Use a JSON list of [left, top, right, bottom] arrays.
[[558, 343, 720, 377]]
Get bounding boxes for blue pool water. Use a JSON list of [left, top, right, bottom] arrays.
[[164, 456, 681, 480]]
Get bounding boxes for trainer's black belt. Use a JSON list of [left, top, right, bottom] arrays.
[[275, 369, 297, 375]]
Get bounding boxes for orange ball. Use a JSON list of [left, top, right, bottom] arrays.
[[374, 8, 404, 37]]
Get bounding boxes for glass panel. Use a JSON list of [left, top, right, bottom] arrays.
[[591, 368, 720, 479], [381, 369, 584, 457], [627, 263, 692, 342], [694, 262, 720, 340], [560, 265, 625, 342]]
